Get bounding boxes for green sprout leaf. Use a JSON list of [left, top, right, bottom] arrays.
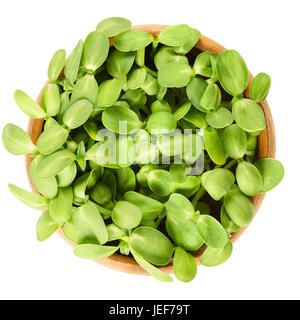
[[37, 211, 59, 242], [114, 30, 153, 52], [82, 31, 109, 72], [74, 244, 119, 259], [250, 72, 271, 103], [236, 161, 263, 196], [112, 201, 142, 229], [65, 40, 83, 84], [2, 123, 36, 155], [200, 240, 233, 267], [131, 250, 173, 282], [254, 158, 284, 192], [216, 49, 249, 96], [96, 17, 131, 37], [129, 226, 173, 266], [223, 185, 254, 227], [158, 24, 191, 46], [201, 168, 235, 201], [73, 202, 108, 245], [173, 247, 197, 282], [41, 84, 60, 116], [232, 99, 266, 132], [158, 62, 193, 88], [14, 90, 46, 119], [8, 183, 48, 210], [48, 49, 66, 82], [36, 149, 76, 178], [29, 156, 58, 198], [49, 187, 73, 223]]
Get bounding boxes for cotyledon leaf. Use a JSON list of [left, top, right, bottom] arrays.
[[82, 31, 109, 72], [63, 99, 93, 129], [14, 90, 46, 119], [250, 72, 271, 103], [201, 168, 235, 201], [220, 204, 240, 233], [2, 123, 36, 155], [154, 47, 189, 70], [200, 83, 221, 111], [193, 51, 217, 78], [146, 112, 177, 134], [147, 169, 171, 197], [114, 30, 153, 52], [29, 156, 58, 198], [196, 214, 229, 249], [216, 49, 249, 96], [73, 202, 108, 245], [106, 49, 135, 79], [129, 226, 173, 266], [8, 183, 48, 210], [36, 149, 76, 178], [174, 101, 191, 120], [89, 182, 112, 205], [65, 40, 83, 84], [124, 191, 163, 220], [70, 74, 98, 105], [186, 77, 208, 111], [131, 250, 173, 282], [36, 211, 60, 242], [96, 17, 131, 37], [107, 223, 126, 242], [236, 161, 263, 196], [204, 127, 227, 165], [37, 124, 69, 155], [127, 68, 147, 90], [141, 73, 159, 96], [158, 62, 193, 88], [173, 28, 201, 54], [48, 49, 66, 82], [49, 187, 73, 223], [254, 158, 284, 192], [170, 176, 201, 198], [112, 201, 142, 229], [200, 240, 233, 267], [41, 84, 60, 116], [56, 162, 77, 187], [102, 105, 143, 134], [206, 107, 233, 129], [232, 99, 266, 132], [223, 124, 248, 160], [166, 212, 204, 251], [74, 244, 119, 259], [166, 193, 195, 220], [97, 78, 124, 107], [173, 247, 197, 282], [223, 185, 254, 227], [158, 24, 192, 46]]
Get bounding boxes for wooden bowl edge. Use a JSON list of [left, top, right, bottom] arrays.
[[25, 24, 276, 276]]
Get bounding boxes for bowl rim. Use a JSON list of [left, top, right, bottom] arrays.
[[25, 24, 276, 275]]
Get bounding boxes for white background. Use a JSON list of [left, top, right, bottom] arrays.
[[0, 0, 299, 300]]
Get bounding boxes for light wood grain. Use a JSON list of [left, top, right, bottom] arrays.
[[25, 25, 276, 275]]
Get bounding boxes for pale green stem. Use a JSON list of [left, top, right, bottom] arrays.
[[224, 159, 239, 170], [192, 187, 206, 208], [93, 203, 112, 216], [156, 217, 162, 228], [144, 66, 157, 77], [150, 38, 159, 59]]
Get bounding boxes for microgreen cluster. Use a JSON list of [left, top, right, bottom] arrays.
[[2, 17, 284, 282]]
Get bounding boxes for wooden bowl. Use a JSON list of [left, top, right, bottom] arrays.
[[25, 25, 276, 275]]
